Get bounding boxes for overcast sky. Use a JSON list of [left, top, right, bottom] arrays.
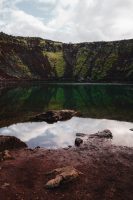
[[0, 0, 133, 43]]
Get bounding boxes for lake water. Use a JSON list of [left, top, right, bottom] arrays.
[[0, 83, 133, 148]]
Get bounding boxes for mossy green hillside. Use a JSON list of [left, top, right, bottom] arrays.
[[0, 32, 133, 82], [44, 52, 65, 77]]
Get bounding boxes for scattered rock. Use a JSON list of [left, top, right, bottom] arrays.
[[1, 183, 10, 189], [45, 166, 83, 189], [76, 133, 87, 137], [130, 128, 133, 131], [35, 146, 40, 149], [0, 136, 27, 151], [3, 150, 13, 160], [31, 110, 81, 123], [89, 129, 113, 139], [0, 150, 14, 161], [46, 175, 62, 189], [75, 138, 83, 147], [26, 148, 34, 152], [63, 145, 72, 150]]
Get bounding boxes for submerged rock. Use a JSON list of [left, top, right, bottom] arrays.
[[89, 129, 113, 139], [31, 110, 81, 123], [0, 135, 27, 151], [45, 166, 83, 189], [75, 138, 83, 147]]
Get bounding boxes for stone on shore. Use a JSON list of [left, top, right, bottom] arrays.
[[0, 150, 13, 161], [75, 138, 83, 147], [76, 133, 87, 137], [0, 135, 27, 151], [45, 166, 83, 189], [89, 129, 113, 139]]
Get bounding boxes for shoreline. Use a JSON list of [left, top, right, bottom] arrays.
[[0, 133, 133, 200], [0, 80, 133, 85]]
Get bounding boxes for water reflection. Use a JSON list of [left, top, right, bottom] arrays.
[[0, 117, 133, 148], [0, 83, 133, 127]]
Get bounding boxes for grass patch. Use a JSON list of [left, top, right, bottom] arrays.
[[44, 52, 65, 77], [92, 53, 118, 80], [74, 49, 88, 78]]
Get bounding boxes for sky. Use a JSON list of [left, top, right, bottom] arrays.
[[0, 0, 133, 43]]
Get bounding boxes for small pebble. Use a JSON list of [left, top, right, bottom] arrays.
[[1, 182, 10, 189]]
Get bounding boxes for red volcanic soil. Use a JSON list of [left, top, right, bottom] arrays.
[[0, 138, 133, 200]]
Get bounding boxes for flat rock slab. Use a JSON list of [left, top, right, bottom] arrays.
[[76, 133, 87, 137], [89, 129, 113, 139], [31, 110, 81, 123]]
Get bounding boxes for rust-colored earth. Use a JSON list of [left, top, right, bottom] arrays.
[[0, 137, 133, 200]]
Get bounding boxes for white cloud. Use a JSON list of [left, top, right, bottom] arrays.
[[0, 0, 133, 42], [1, 9, 54, 37]]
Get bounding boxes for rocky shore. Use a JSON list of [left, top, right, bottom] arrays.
[[0, 128, 133, 200]]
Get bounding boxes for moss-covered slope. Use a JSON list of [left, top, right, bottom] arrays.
[[0, 32, 133, 82]]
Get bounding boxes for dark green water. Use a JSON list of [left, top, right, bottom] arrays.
[[0, 83, 133, 127]]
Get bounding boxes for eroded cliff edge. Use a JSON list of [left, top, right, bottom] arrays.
[[0, 32, 133, 82]]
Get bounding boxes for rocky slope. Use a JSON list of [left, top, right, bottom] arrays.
[[0, 32, 133, 82]]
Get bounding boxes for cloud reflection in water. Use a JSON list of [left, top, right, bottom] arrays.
[[0, 117, 133, 148]]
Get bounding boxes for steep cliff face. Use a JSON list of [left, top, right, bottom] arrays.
[[0, 32, 133, 82]]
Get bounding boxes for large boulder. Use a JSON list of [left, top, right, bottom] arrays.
[[0, 135, 27, 151], [31, 110, 81, 123]]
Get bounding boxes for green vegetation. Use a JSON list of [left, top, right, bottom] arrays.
[[7, 52, 32, 78], [127, 64, 133, 77], [39, 40, 46, 47], [92, 53, 118, 80], [74, 50, 88, 78], [0, 32, 133, 81], [44, 51, 65, 77], [54, 41, 62, 46]]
